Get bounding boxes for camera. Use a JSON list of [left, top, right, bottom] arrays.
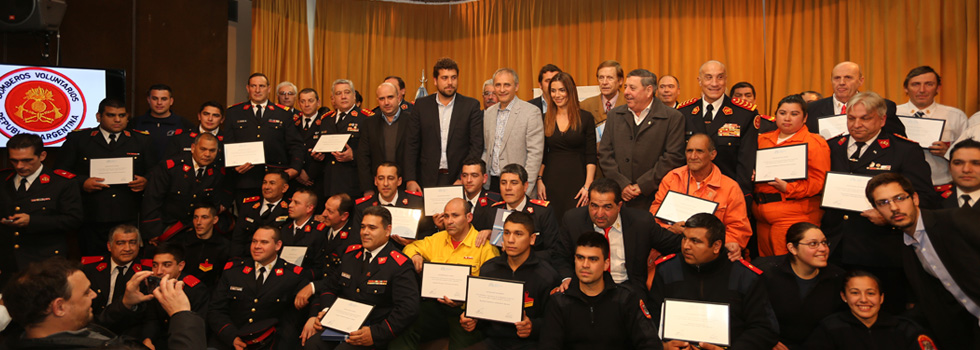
[[141, 275, 162, 294]]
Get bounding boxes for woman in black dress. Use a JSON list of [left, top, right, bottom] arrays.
[[536, 72, 596, 221]]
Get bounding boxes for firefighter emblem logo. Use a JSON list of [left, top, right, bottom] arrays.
[[0, 67, 86, 145]]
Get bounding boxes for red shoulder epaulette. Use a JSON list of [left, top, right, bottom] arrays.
[[324, 110, 337, 117], [140, 259, 153, 267], [90, 130, 99, 136], [189, 132, 199, 138], [275, 103, 289, 110], [405, 190, 422, 197], [360, 108, 375, 117], [878, 138, 892, 149], [182, 274, 201, 288], [133, 129, 149, 135], [390, 251, 408, 266], [81, 256, 104, 265], [280, 200, 288, 208], [760, 114, 775, 122], [492, 201, 505, 207], [53, 169, 76, 179], [224, 261, 235, 270], [892, 133, 917, 143], [739, 259, 763, 275], [530, 199, 549, 207], [346, 244, 363, 253], [730, 98, 757, 111], [654, 253, 676, 265], [174, 129, 183, 135], [237, 101, 251, 110], [293, 266, 303, 274], [123, 130, 132, 137], [243, 196, 260, 203], [317, 222, 327, 231], [677, 98, 699, 109], [166, 159, 176, 169], [355, 195, 373, 205]]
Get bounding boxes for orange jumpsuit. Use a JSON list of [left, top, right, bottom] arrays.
[[753, 128, 830, 256], [649, 163, 752, 248]]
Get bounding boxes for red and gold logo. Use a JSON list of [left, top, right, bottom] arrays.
[[0, 67, 86, 145]]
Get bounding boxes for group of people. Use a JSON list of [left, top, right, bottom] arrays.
[[0, 56, 978, 350]]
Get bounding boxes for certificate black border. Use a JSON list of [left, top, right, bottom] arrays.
[[420, 261, 472, 302], [463, 275, 525, 324], [422, 185, 465, 216], [654, 190, 720, 224], [819, 171, 874, 212], [385, 207, 423, 239], [896, 115, 947, 150], [320, 297, 375, 335], [659, 298, 731, 347], [754, 142, 809, 183]]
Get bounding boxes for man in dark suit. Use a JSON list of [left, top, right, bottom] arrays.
[[293, 193, 362, 306], [404, 58, 484, 191], [312, 79, 374, 200], [374, 75, 414, 116], [81, 225, 149, 315], [358, 82, 413, 196], [555, 178, 682, 293], [457, 158, 501, 230], [528, 64, 562, 114], [1, 134, 83, 282], [939, 138, 980, 209], [292, 88, 331, 191], [58, 98, 157, 255], [479, 164, 559, 267], [676, 60, 775, 195], [868, 173, 980, 349], [806, 61, 906, 137], [280, 188, 328, 277], [355, 162, 435, 243], [208, 226, 311, 350], [821, 92, 939, 314], [231, 171, 291, 257], [223, 73, 306, 200], [598, 69, 686, 210]]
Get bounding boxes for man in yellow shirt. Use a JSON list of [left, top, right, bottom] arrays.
[[390, 198, 499, 350]]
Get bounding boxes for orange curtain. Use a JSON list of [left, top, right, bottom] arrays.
[[251, 0, 312, 102], [253, 0, 979, 115]]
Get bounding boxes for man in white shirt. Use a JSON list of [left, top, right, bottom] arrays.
[[896, 66, 968, 186]]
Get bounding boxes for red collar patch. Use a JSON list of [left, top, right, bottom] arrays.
[[838, 137, 847, 146], [304, 225, 311, 232], [166, 159, 176, 169], [402, 198, 409, 205], [377, 257, 387, 265], [340, 231, 348, 239], [722, 106, 733, 115], [183, 164, 192, 172], [878, 139, 890, 149], [275, 268, 284, 276], [243, 266, 253, 274], [692, 106, 700, 115], [208, 168, 214, 176], [39, 174, 50, 184], [293, 266, 303, 274], [96, 262, 107, 271], [133, 264, 142, 272]]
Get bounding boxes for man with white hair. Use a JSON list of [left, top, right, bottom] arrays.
[[312, 79, 375, 199], [277, 81, 299, 109]]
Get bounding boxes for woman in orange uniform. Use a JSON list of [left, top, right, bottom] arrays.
[[753, 94, 831, 256]]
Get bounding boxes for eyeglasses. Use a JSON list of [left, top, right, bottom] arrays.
[[278, 91, 296, 96], [482, 91, 494, 96], [874, 194, 910, 208], [797, 240, 829, 249]]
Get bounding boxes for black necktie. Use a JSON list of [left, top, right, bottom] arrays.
[[362, 251, 372, 271], [196, 167, 204, 180], [304, 118, 312, 130], [913, 111, 925, 118], [17, 178, 27, 193], [337, 112, 346, 124], [112, 266, 127, 303], [108, 133, 118, 147], [254, 104, 264, 120], [850, 141, 866, 162], [256, 266, 266, 285], [703, 104, 714, 124], [962, 195, 973, 208], [260, 203, 274, 220]]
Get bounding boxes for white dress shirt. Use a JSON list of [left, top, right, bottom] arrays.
[[700, 96, 725, 122], [594, 215, 628, 283], [437, 94, 457, 170], [13, 165, 43, 191], [106, 260, 133, 306], [847, 130, 882, 159], [629, 101, 654, 126]]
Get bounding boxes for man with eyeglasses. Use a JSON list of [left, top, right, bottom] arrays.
[[482, 79, 498, 110], [277, 81, 299, 110], [820, 91, 939, 315], [867, 172, 980, 350]]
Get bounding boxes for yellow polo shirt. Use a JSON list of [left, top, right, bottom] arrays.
[[402, 225, 499, 275]]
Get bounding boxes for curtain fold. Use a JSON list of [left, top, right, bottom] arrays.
[[254, 0, 979, 115]]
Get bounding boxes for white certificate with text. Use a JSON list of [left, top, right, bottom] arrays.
[[90, 157, 133, 185], [320, 298, 374, 334], [818, 115, 848, 140], [423, 186, 464, 216], [654, 191, 719, 224], [897, 116, 945, 149], [464, 276, 524, 324], [755, 143, 808, 183], [421, 262, 471, 301], [821, 172, 874, 212], [660, 299, 730, 346], [312, 134, 352, 153], [224, 142, 266, 167], [280, 246, 307, 267], [388, 207, 422, 239]]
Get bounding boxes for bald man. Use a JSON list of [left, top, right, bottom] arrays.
[[357, 82, 414, 195], [806, 61, 906, 137]]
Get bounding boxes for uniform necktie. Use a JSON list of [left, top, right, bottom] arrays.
[[112, 266, 127, 304], [108, 133, 118, 147], [963, 195, 974, 208], [17, 178, 27, 193], [850, 141, 866, 162], [260, 203, 274, 220], [362, 251, 372, 271], [605, 101, 612, 113], [254, 104, 264, 120], [840, 104, 847, 115], [196, 167, 204, 180], [602, 227, 612, 272], [336, 112, 345, 124], [913, 111, 925, 118], [304, 117, 312, 130], [256, 266, 266, 285], [704, 104, 714, 124]]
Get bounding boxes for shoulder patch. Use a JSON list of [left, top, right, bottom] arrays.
[[97, 262, 108, 271], [81, 256, 105, 265], [878, 138, 892, 149], [166, 159, 175, 169], [655, 254, 676, 265], [346, 244, 363, 254], [639, 299, 652, 319], [731, 97, 757, 111], [739, 259, 763, 275], [677, 97, 699, 109], [355, 195, 373, 205], [140, 259, 153, 267], [317, 222, 327, 231], [916, 334, 937, 350], [53, 169, 76, 179], [293, 266, 303, 274], [390, 251, 408, 266], [530, 199, 549, 207], [405, 190, 422, 197], [243, 196, 260, 203], [182, 275, 201, 287]]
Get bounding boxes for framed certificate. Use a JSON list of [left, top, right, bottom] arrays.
[[755, 143, 808, 183], [312, 134, 352, 153], [817, 114, 848, 140], [464, 276, 524, 324], [659, 299, 730, 346], [387, 207, 422, 239], [421, 262, 471, 301], [820, 172, 874, 212], [897, 116, 946, 149], [320, 297, 374, 334], [90, 157, 133, 185], [279, 246, 307, 266], [224, 141, 266, 167], [654, 191, 719, 224], [423, 186, 464, 216]]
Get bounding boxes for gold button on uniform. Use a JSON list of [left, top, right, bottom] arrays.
[[843, 215, 849, 220], [251, 308, 256, 312], [14, 232, 19, 236], [249, 318, 253, 323], [111, 194, 117, 198], [13, 244, 19, 249], [254, 299, 259, 303], [14, 206, 19, 211]]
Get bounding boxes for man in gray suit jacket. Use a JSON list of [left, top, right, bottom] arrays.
[[598, 69, 685, 210], [482, 68, 545, 195]]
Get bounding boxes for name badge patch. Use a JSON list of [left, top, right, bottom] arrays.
[[341, 272, 351, 279], [230, 286, 243, 291]]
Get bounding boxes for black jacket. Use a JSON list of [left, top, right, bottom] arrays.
[[476, 254, 561, 345], [650, 252, 779, 350], [479, 198, 560, 268], [802, 311, 931, 350], [539, 273, 661, 350], [80, 257, 151, 316], [278, 218, 328, 277], [231, 197, 290, 257], [140, 154, 230, 240], [174, 229, 231, 288], [164, 127, 228, 166], [754, 254, 846, 348], [222, 102, 306, 190], [136, 273, 211, 349], [357, 108, 413, 192], [806, 96, 906, 137], [309, 108, 373, 198], [404, 93, 484, 187]]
